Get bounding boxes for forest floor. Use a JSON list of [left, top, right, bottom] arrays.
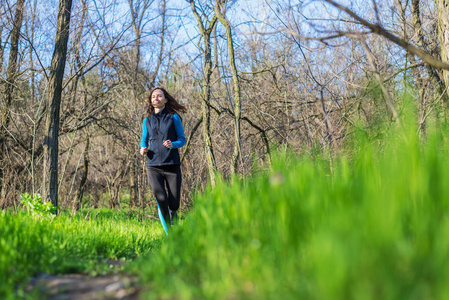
[[26, 260, 140, 300]]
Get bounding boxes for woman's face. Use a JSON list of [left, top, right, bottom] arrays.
[[151, 89, 167, 109]]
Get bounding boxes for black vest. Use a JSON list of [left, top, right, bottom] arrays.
[[145, 109, 181, 166]]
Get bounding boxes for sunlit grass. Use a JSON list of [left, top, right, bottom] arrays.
[[134, 116, 449, 299], [3, 99, 449, 300], [0, 209, 163, 299]]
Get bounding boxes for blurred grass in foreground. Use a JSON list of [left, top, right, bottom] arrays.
[[134, 116, 449, 299], [0, 209, 163, 299]]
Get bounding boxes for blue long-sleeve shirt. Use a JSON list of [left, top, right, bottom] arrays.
[[140, 113, 186, 149]]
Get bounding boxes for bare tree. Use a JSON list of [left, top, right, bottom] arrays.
[[359, 38, 399, 121], [0, 0, 25, 205], [437, 0, 449, 95], [190, 0, 218, 186], [322, 0, 449, 70], [215, 0, 242, 174], [42, 0, 73, 209], [3, 0, 449, 213]]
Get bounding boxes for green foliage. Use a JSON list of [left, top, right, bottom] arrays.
[[0, 210, 163, 299], [133, 113, 449, 299], [4, 98, 449, 300], [20, 193, 57, 216]]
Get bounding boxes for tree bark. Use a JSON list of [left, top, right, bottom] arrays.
[[190, 0, 218, 186], [150, 0, 166, 87], [215, 0, 242, 175], [410, 0, 429, 134], [75, 133, 89, 211], [128, 0, 155, 206], [0, 26, 3, 68], [0, 0, 25, 203], [42, 0, 73, 209], [129, 154, 137, 208], [360, 38, 399, 121], [29, 0, 38, 104], [437, 0, 449, 97]]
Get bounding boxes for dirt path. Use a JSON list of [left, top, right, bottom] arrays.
[[27, 261, 141, 299]]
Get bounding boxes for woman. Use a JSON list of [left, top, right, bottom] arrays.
[[140, 87, 186, 226]]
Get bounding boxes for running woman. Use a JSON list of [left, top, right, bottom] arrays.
[[140, 87, 186, 226]]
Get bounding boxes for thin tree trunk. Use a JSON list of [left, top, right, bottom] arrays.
[[130, 156, 137, 208], [150, 0, 166, 87], [437, 0, 449, 98], [360, 38, 399, 121], [215, 0, 242, 174], [29, 0, 38, 103], [130, 1, 142, 83], [3, 0, 26, 122], [75, 133, 89, 210], [190, 0, 217, 186], [42, 0, 73, 209], [213, 22, 218, 74], [0, 26, 3, 68], [128, 0, 154, 206], [0, 0, 25, 204], [410, 0, 428, 135], [72, 2, 89, 211]]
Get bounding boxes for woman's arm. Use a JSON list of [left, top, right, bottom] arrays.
[[171, 114, 186, 149], [140, 118, 149, 148]]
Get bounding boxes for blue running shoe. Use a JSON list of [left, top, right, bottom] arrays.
[[169, 210, 178, 226]]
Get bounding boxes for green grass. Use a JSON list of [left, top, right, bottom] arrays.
[[0, 209, 163, 299], [3, 99, 449, 299], [133, 118, 449, 299]]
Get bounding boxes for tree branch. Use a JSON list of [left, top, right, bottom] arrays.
[[323, 0, 449, 70]]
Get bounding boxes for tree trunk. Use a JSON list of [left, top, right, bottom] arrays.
[[410, 0, 428, 134], [150, 0, 166, 87], [42, 0, 73, 209], [127, 0, 157, 206], [75, 134, 89, 211], [0, 0, 25, 203], [130, 154, 137, 208], [215, 0, 242, 174], [190, 0, 217, 186], [29, 0, 38, 104], [360, 38, 399, 121], [434, 1, 449, 97], [0, 26, 3, 68]]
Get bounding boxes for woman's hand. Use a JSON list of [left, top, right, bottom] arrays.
[[140, 147, 148, 156], [163, 140, 173, 149]]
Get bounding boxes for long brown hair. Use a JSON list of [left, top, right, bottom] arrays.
[[146, 87, 187, 117]]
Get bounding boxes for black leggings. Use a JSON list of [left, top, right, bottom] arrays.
[[146, 164, 181, 221]]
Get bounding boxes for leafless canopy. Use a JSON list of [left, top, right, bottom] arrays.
[[0, 0, 447, 212]]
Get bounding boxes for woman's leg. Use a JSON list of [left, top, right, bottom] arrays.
[[164, 165, 182, 213], [147, 167, 170, 222]]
